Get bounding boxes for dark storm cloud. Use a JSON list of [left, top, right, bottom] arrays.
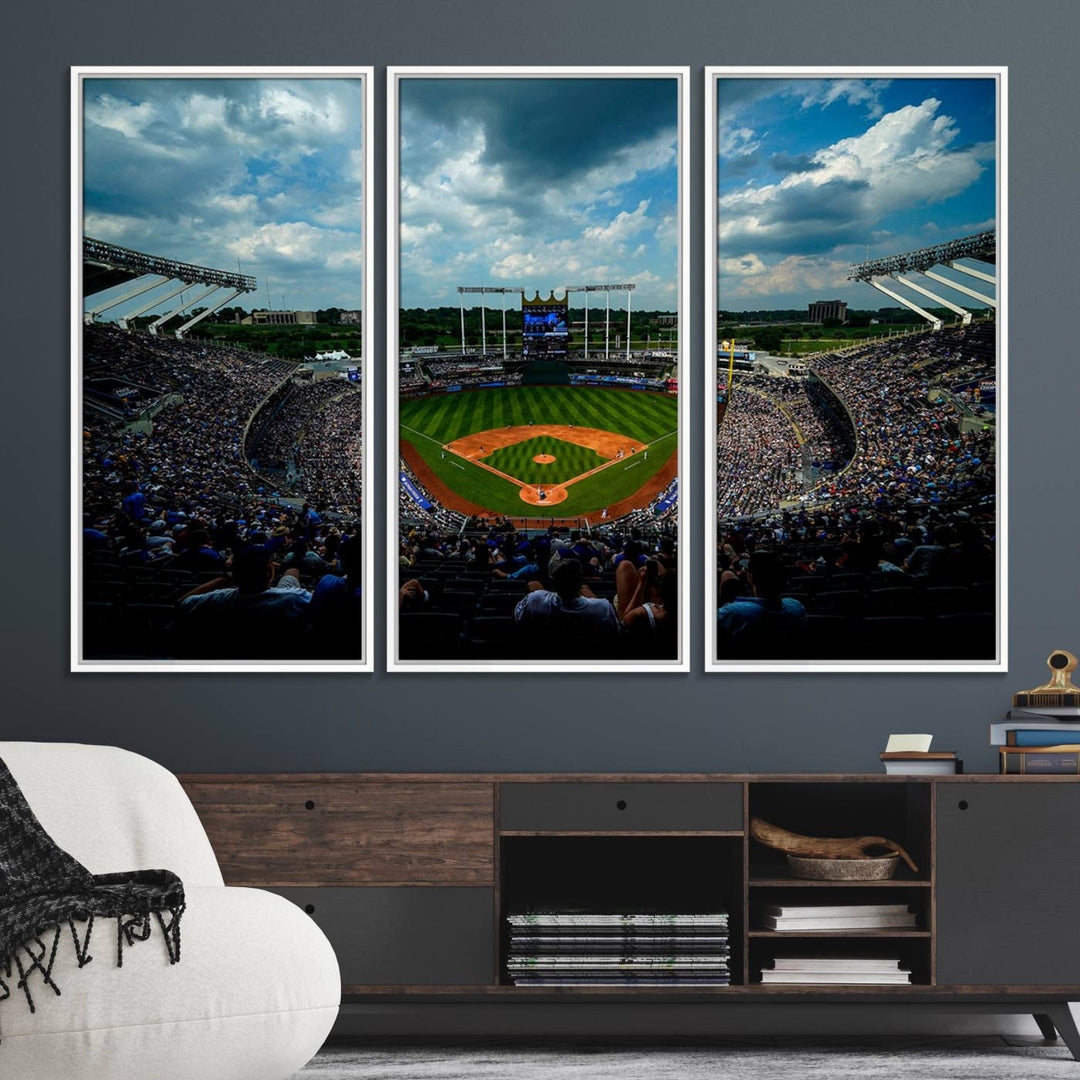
[[757, 176, 871, 226], [767, 152, 826, 175], [722, 152, 762, 178], [401, 78, 676, 194]]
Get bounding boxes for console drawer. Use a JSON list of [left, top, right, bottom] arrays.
[[499, 782, 743, 832], [272, 886, 495, 986], [183, 781, 495, 885]]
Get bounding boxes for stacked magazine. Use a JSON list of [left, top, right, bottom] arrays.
[[757, 902, 917, 931], [506, 909, 730, 986], [761, 956, 912, 985]]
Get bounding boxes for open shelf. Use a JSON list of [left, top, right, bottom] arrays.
[[499, 835, 744, 987], [747, 933, 932, 987], [494, 781, 938, 995], [749, 929, 931, 938]]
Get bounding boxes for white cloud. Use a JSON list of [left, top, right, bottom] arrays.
[[720, 254, 849, 301], [719, 98, 992, 256], [399, 115, 678, 307], [798, 79, 892, 118], [718, 124, 760, 160], [583, 200, 651, 246], [85, 94, 158, 139]]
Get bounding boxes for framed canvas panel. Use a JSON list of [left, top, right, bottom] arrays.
[[72, 67, 374, 671], [705, 67, 1007, 672], [388, 67, 690, 673]]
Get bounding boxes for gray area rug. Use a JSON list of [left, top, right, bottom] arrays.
[[293, 1041, 1076, 1079]]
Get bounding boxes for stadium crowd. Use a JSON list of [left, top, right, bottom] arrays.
[[294, 389, 364, 515], [82, 325, 363, 660], [397, 521, 678, 660], [247, 378, 355, 475], [716, 389, 804, 518], [715, 324, 997, 661]]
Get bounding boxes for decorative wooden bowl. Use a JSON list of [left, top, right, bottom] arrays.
[[786, 853, 900, 881]]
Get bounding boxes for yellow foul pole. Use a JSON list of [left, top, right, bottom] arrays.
[[722, 339, 737, 393]]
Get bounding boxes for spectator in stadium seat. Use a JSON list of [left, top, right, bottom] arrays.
[[612, 538, 647, 570], [117, 525, 171, 567], [716, 550, 807, 657], [515, 558, 619, 652], [172, 527, 225, 571], [145, 520, 174, 553], [308, 532, 363, 658], [399, 579, 427, 612], [83, 514, 110, 551], [718, 569, 743, 608], [623, 567, 678, 657], [121, 481, 147, 522], [904, 524, 954, 580], [656, 535, 677, 572], [175, 545, 311, 658], [940, 520, 995, 586]]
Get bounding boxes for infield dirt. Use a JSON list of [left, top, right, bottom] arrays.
[[445, 424, 647, 507]]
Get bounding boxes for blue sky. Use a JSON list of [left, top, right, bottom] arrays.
[[399, 77, 679, 310], [83, 78, 364, 315], [716, 77, 997, 310]]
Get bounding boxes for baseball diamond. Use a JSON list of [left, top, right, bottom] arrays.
[[400, 386, 677, 520]]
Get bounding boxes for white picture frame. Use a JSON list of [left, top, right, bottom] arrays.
[[387, 66, 690, 673], [704, 67, 1007, 673], [71, 66, 375, 672]]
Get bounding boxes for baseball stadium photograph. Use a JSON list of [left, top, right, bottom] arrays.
[[74, 69, 373, 670], [707, 69, 1003, 670], [389, 68, 688, 670]]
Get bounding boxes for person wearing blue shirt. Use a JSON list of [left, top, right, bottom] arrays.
[[717, 550, 807, 657]]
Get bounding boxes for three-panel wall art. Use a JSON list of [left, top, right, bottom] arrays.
[[71, 66, 1005, 674]]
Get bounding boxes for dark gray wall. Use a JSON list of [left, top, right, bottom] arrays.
[[3, 0, 1074, 777]]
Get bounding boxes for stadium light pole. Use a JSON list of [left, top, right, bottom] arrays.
[[458, 286, 524, 359], [565, 284, 635, 362], [605, 290, 610, 359]]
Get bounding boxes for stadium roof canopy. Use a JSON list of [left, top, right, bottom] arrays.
[[848, 230, 996, 281], [83, 237, 258, 338], [846, 230, 997, 331], [84, 237, 257, 297]]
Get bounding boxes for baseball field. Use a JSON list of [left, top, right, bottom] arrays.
[[400, 385, 678, 521]]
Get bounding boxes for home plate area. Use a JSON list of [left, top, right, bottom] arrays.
[[445, 424, 647, 506]]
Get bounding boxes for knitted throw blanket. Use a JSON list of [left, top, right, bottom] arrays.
[[0, 756, 185, 1022]]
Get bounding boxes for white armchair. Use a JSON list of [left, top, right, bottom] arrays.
[[0, 742, 339, 1080]]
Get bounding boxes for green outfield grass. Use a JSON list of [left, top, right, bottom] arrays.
[[483, 436, 604, 485], [400, 386, 677, 517]]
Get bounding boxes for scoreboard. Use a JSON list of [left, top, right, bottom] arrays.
[[522, 291, 569, 357]]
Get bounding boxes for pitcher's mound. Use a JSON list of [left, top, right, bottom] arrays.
[[533, 453, 556, 464]]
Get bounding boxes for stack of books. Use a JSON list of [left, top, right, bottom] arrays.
[[761, 956, 912, 985], [757, 902, 917, 932], [992, 707, 1080, 774], [505, 909, 730, 986], [880, 733, 961, 774], [880, 751, 961, 775]]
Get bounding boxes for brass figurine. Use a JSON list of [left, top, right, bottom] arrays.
[[1013, 650, 1080, 708]]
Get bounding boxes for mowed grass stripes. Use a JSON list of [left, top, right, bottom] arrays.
[[484, 437, 603, 485], [400, 387, 677, 517], [400, 386, 676, 444]]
